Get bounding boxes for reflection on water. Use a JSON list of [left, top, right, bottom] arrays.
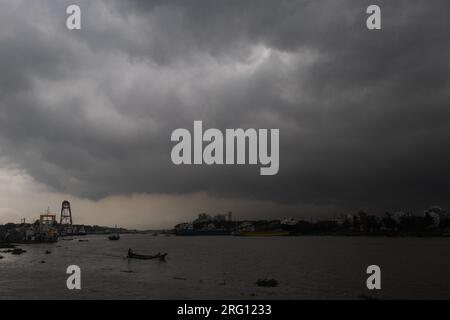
[[1, 234, 450, 299]]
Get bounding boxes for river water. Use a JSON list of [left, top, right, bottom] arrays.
[[0, 234, 449, 299]]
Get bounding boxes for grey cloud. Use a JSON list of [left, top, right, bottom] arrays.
[[0, 0, 449, 214]]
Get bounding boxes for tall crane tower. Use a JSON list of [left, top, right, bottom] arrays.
[[60, 200, 73, 226]]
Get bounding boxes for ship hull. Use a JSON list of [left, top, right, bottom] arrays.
[[237, 231, 290, 237], [175, 230, 231, 236]]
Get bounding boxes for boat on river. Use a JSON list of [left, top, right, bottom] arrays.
[[108, 225, 120, 241], [127, 249, 167, 261]]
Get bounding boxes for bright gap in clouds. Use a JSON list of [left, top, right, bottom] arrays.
[[0, 166, 336, 229]]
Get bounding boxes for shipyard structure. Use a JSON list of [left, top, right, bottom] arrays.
[[0, 201, 86, 243]]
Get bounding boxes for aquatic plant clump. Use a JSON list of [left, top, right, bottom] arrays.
[[256, 278, 278, 287]]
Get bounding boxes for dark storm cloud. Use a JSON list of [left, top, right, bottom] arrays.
[[0, 0, 449, 212]]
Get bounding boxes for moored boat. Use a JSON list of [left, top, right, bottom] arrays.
[[175, 229, 231, 236], [236, 230, 290, 237]]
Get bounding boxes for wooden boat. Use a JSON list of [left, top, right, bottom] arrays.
[[127, 249, 167, 261]]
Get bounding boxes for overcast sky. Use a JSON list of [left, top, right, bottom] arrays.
[[0, 0, 449, 228]]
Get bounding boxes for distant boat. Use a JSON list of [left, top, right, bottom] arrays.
[[127, 249, 167, 261], [108, 234, 120, 240], [108, 225, 120, 241]]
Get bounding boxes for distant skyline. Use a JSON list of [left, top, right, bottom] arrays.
[[0, 0, 449, 228]]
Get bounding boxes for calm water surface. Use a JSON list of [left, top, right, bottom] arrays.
[[1, 234, 449, 299]]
